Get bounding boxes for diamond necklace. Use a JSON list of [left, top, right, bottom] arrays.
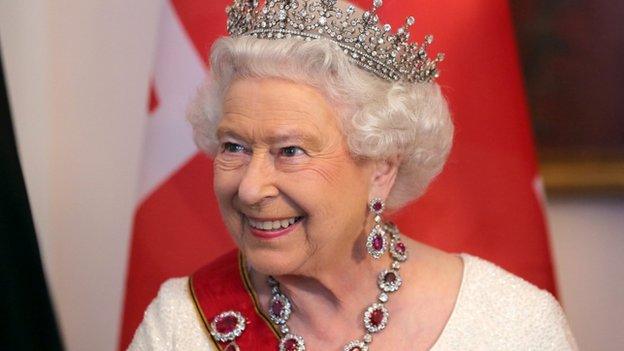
[[266, 222, 408, 351]]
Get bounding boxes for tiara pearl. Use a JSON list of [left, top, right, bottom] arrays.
[[225, 0, 445, 83]]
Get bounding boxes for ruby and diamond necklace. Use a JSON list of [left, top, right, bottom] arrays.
[[267, 222, 408, 351]]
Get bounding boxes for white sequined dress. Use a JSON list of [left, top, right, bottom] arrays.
[[128, 254, 578, 350]]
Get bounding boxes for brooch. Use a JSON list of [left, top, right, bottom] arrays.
[[210, 310, 246, 350]]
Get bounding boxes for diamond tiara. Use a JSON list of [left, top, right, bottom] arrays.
[[225, 0, 445, 83]]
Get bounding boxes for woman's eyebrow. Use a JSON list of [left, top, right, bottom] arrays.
[[265, 132, 320, 145], [217, 127, 321, 146], [216, 128, 247, 141]]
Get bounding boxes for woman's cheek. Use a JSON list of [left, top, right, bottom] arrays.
[[213, 162, 244, 199], [214, 155, 247, 171], [295, 159, 347, 186]]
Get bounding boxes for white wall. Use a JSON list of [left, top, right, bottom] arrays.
[[1, 2, 622, 351], [547, 197, 624, 350]]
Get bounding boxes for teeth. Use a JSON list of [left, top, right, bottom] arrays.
[[248, 216, 300, 231]]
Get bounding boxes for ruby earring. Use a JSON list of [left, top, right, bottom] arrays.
[[366, 198, 388, 259]]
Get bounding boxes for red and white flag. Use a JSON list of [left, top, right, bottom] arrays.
[[119, 0, 556, 349]]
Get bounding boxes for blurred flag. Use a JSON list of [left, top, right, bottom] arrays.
[[119, 0, 556, 349], [0, 49, 64, 351]]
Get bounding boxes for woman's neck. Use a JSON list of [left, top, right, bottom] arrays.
[[248, 239, 394, 341]]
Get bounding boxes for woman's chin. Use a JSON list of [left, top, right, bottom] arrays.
[[241, 246, 304, 277]]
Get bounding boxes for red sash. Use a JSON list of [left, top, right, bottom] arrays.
[[190, 249, 280, 350]]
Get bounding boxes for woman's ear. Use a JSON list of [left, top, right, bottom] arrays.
[[369, 155, 401, 201]]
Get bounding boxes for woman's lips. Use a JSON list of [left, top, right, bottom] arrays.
[[247, 217, 303, 240]]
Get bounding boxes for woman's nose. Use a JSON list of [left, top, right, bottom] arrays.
[[237, 153, 278, 206]]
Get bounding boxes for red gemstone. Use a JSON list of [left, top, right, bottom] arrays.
[[384, 272, 397, 284], [370, 308, 384, 326], [283, 338, 298, 351], [372, 201, 383, 212], [215, 315, 238, 334], [351, 348, 362, 351], [271, 299, 284, 317], [372, 234, 384, 251], [395, 242, 406, 254]]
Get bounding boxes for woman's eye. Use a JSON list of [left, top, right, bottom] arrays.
[[222, 142, 246, 153], [280, 146, 305, 157]]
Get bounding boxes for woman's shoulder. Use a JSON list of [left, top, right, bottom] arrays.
[[433, 253, 577, 350], [151, 277, 194, 310], [141, 277, 196, 325], [127, 277, 216, 350], [459, 253, 558, 311]]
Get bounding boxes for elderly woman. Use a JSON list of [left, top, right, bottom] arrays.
[[129, 0, 577, 350]]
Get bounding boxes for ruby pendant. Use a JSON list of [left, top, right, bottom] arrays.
[[378, 269, 402, 292], [390, 238, 408, 262], [369, 198, 385, 215], [373, 235, 384, 251], [279, 334, 305, 351], [268, 293, 292, 325], [363, 303, 389, 333], [366, 225, 388, 259]]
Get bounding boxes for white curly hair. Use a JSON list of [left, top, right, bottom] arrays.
[[187, 35, 453, 210]]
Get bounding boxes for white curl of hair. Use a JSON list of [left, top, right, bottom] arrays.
[[187, 36, 454, 210]]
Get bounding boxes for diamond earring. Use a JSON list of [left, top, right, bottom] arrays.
[[366, 198, 388, 259]]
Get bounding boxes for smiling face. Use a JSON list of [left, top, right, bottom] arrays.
[[213, 77, 375, 276]]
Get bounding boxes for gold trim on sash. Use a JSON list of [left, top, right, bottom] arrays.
[[238, 251, 282, 339], [188, 276, 224, 351]]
